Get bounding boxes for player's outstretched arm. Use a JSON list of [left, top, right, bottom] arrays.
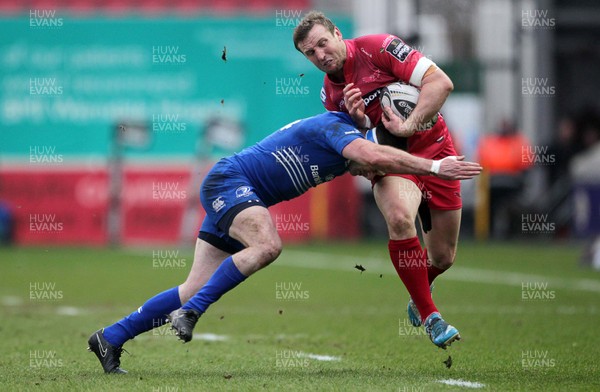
[[433, 156, 483, 180], [342, 138, 482, 180], [343, 138, 429, 175]]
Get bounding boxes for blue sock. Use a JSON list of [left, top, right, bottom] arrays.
[[103, 286, 181, 347], [182, 256, 246, 313]]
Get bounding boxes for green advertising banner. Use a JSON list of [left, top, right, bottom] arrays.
[[0, 15, 352, 160]]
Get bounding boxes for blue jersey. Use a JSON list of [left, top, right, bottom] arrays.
[[226, 111, 362, 206], [198, 111, 362, 254]]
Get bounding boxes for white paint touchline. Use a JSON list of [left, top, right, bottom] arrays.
[[297, 352, 341, 361], [55, 306, 85, 316], [192, 333, 229, 341], [437, 378, 485, 388]]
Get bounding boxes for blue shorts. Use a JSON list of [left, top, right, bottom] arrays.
[[198, 159, 266, 254]]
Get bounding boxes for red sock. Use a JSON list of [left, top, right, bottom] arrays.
[[426, 250, 446, 285], [389, 237, 438, 322]]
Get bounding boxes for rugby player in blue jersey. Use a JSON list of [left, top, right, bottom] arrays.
[[88, 111, 481, 373]]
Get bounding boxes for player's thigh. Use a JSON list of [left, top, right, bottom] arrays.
[[373, 175, 422, 239], [228, 205, 281, 250], [180, 238, 231, 302], [422, 208, 461, 269]]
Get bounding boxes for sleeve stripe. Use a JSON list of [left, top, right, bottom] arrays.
[[409, 57, 435, 87]]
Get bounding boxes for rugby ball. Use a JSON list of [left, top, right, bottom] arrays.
[[380, 82, 437, 130], [379, 82, 419, 120]]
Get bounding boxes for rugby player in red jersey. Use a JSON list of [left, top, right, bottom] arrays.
[[294, 11, 464, 348]]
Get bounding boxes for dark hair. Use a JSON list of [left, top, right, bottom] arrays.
[[293, 10, 336, 52]]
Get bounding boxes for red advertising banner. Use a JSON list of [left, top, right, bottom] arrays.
[[0, 165, 361, 246], [0, 168, 108, 245]]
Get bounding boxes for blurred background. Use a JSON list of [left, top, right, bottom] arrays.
[[0, 0, 598, 265]]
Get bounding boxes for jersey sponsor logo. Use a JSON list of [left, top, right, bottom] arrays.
[[212, 196, 226, 212], [320, 86, 327, 104], [385, 38, 413, 62], [310, 164, 323, 185], [235, 186, 253, 198], [345, 130, 361, 135], [362, 88, 381, 107]]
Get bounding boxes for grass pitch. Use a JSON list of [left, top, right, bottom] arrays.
[[0, 240, 598, 391]]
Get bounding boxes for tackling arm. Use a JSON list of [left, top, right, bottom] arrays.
[[343, 138, 431, 175], [342, 138, 482, 181]]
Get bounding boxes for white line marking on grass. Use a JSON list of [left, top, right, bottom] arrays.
[[298, 352, 341, 361], [438, 379, 485, 388], [55, 306, 85, 316], [274, 333, 309, 340], [1, 296, 23, 306], [193, 333, 228, 342], [280, 250, 600, 294]]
